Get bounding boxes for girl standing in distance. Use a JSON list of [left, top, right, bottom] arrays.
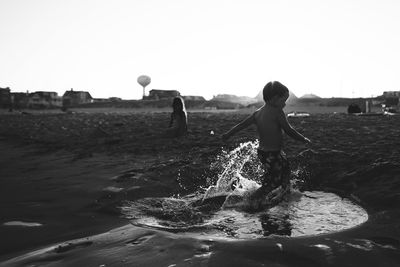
[[222, 81, 311, 204], [167, 96, 188, 137]]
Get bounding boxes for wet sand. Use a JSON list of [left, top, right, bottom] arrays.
[[0, 110, 399, 266]]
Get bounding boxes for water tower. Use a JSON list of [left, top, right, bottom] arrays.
[[137, 75, 151, 99]]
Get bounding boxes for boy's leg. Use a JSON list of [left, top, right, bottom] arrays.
[[247, 151, 276, 210], [264, 151, 281, 189], [252, 150, 275, 198], [248, 150, 290, 210], [279, 151, 290, 189], [268, 151, 290, 190], [257, 150, 272, 191], [258, 151, 289, 192]]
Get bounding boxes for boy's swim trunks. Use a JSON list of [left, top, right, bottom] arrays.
[[257, 150, 290, 189]]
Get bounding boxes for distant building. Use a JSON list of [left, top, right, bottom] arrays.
[[11, 92, 30, 109], [372, 99, 384, 106], [109, 97, 122, 102], [0, 87, 11, 108], [92, 97, 122, 103], [63, 89, 93, 106], [182, 95, 205, 101], [146, 89, 181, 100], [382, 91, 400, 107], [92, 98, 109, 103], [28, 91, 62, 108], [383, 91, 400, 98]]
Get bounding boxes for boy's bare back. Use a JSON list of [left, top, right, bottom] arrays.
[[253, 105, 285, 152]]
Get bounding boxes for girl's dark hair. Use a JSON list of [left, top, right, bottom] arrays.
[[263, 81, 289, 102], [172, 97, 186, 113]]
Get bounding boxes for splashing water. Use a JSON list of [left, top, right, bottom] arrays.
[[202, 141, 264, 209], [121, 141, 368, 239]]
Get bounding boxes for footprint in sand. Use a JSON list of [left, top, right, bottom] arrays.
[[194, 243, 213, 258], [126, 233, 155, 246], [54, 240, 93, 253], [369, 236, 400, 249], [111, 169, 144, 182]]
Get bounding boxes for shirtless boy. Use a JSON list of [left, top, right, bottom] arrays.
[[222, 81, 311, 202]]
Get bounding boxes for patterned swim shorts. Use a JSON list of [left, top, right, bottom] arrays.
[[257, 150, 290, 189]]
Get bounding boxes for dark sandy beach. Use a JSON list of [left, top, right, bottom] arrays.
[[0, 109, 399, 266]]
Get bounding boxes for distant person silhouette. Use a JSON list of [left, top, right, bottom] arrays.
[[222, 81, 311, 207], [166, 97, 188, 137]]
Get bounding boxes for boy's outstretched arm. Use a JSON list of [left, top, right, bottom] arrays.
[[222, 114, 255, 141], [278, 111, 311, 143]]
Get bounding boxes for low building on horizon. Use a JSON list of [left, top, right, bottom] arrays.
[[92, 98, 109, 103], [383, 91, 400, 98], [28, 91, 62, 108], [382, 91, 400, 107], [145, 89, 181, 100], [0, 87, 11, 108], [92, 97, 122, 103], [63, 89, 93, 107], [11, 92, 30, 109], [182, 95, 205, 101], [2, 87, 96, 109], [109, 97, 122, 102]]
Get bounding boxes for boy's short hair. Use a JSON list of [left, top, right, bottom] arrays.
[[263, 81, 289, 102]]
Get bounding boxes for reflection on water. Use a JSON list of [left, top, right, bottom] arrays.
[[267, 191, 368, 237], [121, 141, 368, 239], [211, 190, 368, 238]]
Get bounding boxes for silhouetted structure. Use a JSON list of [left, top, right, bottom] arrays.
[[63, 89, 93, 107], [28, 91, 62, 108], [11, 92, 30, 109], [0, 87, 11, 109], [146, 89, 181, 100], [382, 91, 399, 107], [347, 103, 362, 113], [182, 95, 205, 101], [383, 91, 400, 98]]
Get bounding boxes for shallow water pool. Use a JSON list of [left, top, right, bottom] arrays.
[[122, 141, 368, 240], [122, 190, 368, 240]]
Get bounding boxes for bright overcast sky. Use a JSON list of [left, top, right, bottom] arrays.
[[1, 0, 399, 100]]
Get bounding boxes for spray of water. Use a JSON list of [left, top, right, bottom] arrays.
[[202, 141, 296, 211], [203, 141, 262, 199]]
